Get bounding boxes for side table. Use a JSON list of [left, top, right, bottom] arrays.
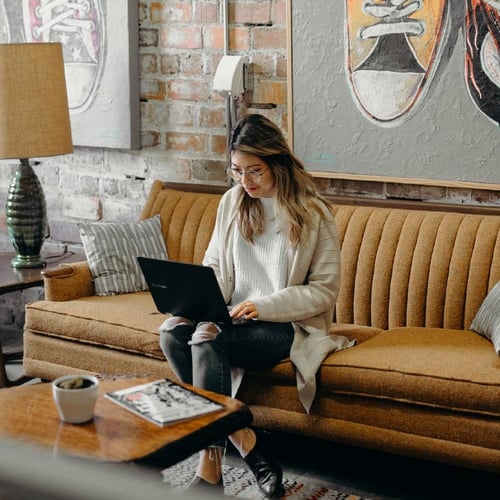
[[0, 250, 85, 388]]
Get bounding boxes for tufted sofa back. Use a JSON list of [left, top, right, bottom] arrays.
[[141, 181, 500, 332], [332, 206, 500, 331], [140, 181, 222, 265]]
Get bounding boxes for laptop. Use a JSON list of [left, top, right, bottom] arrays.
[[137, 256, 234, 326]]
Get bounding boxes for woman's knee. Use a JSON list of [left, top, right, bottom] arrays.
[[189, 322, 221, 345], [159, 316, 194, 355], [159, 316, 193, 332]]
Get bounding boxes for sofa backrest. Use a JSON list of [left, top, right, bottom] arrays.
[[332, 205, 500, 331], [141, 181, 223, 265], [142, 181, 500, 331]]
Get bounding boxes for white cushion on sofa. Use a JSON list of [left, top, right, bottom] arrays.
[[471, 280, 500, 355], [78, 215, 168, 296]]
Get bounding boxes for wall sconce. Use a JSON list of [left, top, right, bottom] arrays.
[[213, 55, 247, 98]]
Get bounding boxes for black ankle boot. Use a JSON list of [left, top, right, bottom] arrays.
[[243, 432, 284, 498]]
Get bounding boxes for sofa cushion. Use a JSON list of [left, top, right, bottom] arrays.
[[318, 327, 500, 417], [77, 215, 168, 296], [471, 280, 500, 355], [25, 292, 166, 359]]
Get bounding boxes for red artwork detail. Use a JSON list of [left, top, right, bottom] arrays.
[[465, 0, 500, 124]]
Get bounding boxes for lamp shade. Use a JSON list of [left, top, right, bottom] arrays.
[[0, 42, 73, 159]]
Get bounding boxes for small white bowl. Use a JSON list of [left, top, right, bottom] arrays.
[[52, 375, 99, 424]]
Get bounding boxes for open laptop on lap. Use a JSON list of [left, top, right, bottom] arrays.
[[137, 256, 234, 326]]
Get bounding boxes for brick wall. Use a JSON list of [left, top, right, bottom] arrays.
[[0, 0, 498, 255], [0, 0, 290, 252]]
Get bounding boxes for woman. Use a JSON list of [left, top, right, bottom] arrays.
[[159, 114, 354, 497]]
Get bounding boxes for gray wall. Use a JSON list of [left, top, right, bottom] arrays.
[[291, 0, 499, 184]]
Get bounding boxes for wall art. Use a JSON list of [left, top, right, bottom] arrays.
[[1, 0, 140, 149], [290, 0, 500, 184]]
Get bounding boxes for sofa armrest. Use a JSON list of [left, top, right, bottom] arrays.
[[41, 261, 95, 301]]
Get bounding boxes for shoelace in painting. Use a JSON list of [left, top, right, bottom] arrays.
[[359, 0, 425, 39], [32, 0, 97, 61]]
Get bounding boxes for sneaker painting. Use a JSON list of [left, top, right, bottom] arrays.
[[0, 0, 10, 42], [345, 0, 451, 127], [465, 0, 500, 125], [22, 0, 105, 114]]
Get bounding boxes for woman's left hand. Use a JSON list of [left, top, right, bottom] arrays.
[[230, 301, 259, 320]]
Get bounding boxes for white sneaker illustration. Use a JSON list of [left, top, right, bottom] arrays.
[[345, 0, 450, 127], [23, 0, 106, 114], [0, 0, 10, 42]]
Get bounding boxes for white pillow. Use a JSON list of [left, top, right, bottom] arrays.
[[471, 280, 500, 355], [78, 215, 168, 296]]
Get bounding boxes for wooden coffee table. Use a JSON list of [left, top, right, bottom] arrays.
[[0, 376, 252, 468]]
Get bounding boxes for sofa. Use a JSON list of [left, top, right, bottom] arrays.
[[24, 180, 500, 473]]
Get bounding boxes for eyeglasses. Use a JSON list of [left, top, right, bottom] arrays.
[[227, 167, 268, 183]]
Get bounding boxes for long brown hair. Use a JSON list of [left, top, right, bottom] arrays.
[[229, 114, 334, 246]]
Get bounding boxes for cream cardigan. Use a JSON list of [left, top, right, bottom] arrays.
[[203, 186, 355, 412]]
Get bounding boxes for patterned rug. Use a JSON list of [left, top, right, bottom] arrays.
[[162, 455, 372, 499]]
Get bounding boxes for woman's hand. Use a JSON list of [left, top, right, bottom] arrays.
[[230, 301, 259, 320]]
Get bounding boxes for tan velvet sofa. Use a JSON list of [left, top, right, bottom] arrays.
[[24, 180, 500, 473]]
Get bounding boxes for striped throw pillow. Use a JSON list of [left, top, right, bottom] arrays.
[[471, 281, 500, 355], [78, 215, 168, 296]]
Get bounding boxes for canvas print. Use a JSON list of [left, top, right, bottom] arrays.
[[0, 0, 140, 149], [465, 0, 500, 125], [291, 0, 499, 184]]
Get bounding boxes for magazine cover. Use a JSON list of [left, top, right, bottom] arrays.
[[105, 379, 225, 427]]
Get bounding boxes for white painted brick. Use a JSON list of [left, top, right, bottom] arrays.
[[63, 196, 102, 221], [100, 200, 142, 224], [104, 150, 149, 177]]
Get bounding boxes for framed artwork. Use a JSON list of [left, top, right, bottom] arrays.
[[1, 0, 140, 149], [289, 0, 500, 185]]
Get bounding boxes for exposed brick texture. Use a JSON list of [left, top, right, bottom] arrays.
[[0, 0, 498, 260]]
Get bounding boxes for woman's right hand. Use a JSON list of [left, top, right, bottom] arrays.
[[230, 301, 259, 321]]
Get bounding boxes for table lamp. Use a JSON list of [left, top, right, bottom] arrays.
[[0, 43, 73, 269]]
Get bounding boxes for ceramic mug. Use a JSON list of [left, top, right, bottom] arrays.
[[52, 375, 99, 424]]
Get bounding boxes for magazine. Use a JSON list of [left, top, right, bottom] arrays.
[[105, 379, 225, 427]]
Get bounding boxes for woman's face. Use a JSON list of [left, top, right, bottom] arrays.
[[230, 151, 276, 198]]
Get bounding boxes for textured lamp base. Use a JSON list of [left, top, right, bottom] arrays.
[[10, 254, 46, 269], [6, 159, 48, 269]]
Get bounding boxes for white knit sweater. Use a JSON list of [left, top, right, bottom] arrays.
[[231, 196, 289, 306]]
